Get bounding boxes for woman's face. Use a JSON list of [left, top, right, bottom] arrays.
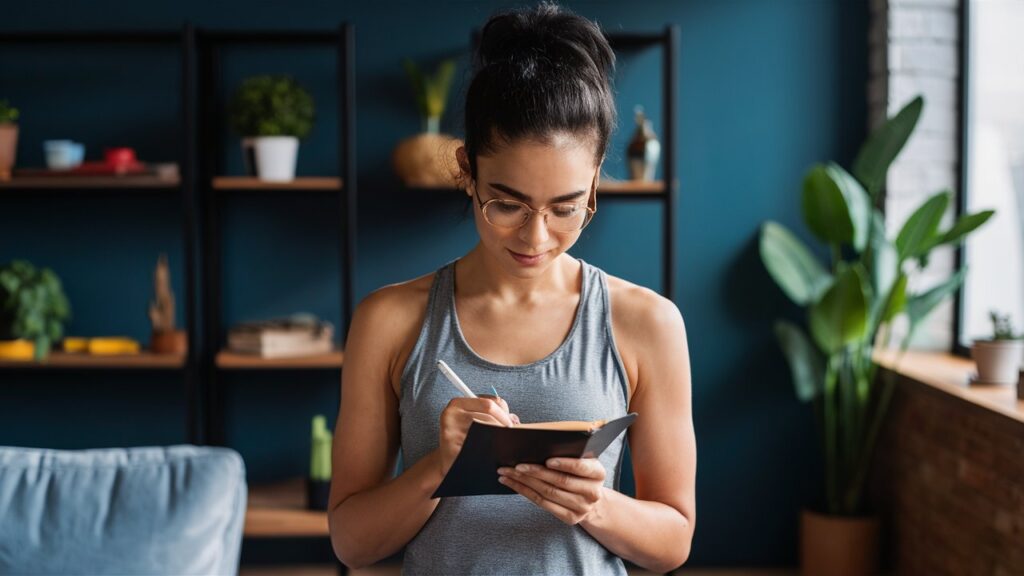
[[464, 134, 599, 280]]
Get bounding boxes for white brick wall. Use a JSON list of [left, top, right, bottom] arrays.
[[870, 0, 962, 351]]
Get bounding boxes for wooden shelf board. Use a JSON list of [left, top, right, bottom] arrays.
[[0, 351, 185, 369], [874, 349, 1024, 426], [0, 174, 181, 189], [216, 349, 344, 370], [212, 177, 343, 191], [597, 180, 665, 194], [245, 477, 328, 538]]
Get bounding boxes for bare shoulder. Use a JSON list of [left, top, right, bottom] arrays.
[[605, 274, 687, 399], [605, 274, 685, 337], [349, 271, 436, 391]]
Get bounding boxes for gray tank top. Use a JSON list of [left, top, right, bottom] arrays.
[[399, 257, 631, 575]]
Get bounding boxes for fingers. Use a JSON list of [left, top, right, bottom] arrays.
[[497, 473, 592, 525], [447, 396, 515, 427], [547, 457, 605, 480], [498, 463, 602, 507]]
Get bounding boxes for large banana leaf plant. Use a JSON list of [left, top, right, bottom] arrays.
[[760, 95, 994, 516]]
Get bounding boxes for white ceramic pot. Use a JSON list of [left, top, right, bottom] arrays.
[[254, 136, 298, 182], [971, 339, 1024, 385]]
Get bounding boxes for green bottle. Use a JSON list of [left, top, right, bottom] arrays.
[[307, 414, 332, 510]]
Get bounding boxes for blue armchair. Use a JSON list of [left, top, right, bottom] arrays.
[[0, 445, 247, 575]]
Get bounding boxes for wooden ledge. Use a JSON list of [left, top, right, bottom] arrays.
[[873, 349, 1024, 427]]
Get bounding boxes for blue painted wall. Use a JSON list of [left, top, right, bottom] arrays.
[[0, 0, 867, 567]]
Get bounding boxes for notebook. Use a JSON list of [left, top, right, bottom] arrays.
[[432, 413, 637, 498]]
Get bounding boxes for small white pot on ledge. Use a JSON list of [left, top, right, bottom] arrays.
[[970, 339, 1024, 385], [254, 136, 298, 182]]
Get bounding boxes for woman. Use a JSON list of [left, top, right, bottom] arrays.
[[329, 4, 695, 574]]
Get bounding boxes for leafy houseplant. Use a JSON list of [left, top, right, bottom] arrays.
[[393, 58, 462, 188], [0, 99, 19, 181], [228, 76, 315, 182], [760, 96, 994, 574], [0, 260, 71, 361], [970, 311, 1023, 384]]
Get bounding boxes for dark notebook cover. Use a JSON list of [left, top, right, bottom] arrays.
[[432, 413, 638, 498]]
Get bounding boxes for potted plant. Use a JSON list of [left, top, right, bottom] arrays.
[[759, 95, 994, 576], [229, 76, 314, 182], [0, 260, 71, 361], [971, 311, 1023, 385], [392, 58, 463, 188], [0, 100, 19, 181]]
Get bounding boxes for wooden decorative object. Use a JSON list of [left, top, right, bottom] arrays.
[[149, 254, 187, 355]]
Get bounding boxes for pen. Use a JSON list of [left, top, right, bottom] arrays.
[[437, 360, 477, 398]]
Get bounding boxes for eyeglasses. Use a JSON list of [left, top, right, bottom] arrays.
[[473, 185, 597, 233]]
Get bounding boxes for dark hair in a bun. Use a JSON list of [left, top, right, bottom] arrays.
[[463, 2, 616, 179]]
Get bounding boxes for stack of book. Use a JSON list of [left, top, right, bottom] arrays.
[[227, 315, 334, 359]]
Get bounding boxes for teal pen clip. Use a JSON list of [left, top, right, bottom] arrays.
[[490, 385, 499, 398]]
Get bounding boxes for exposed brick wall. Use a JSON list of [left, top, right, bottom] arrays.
[[871, 375, 1024, 575], [869, 0, 962, 351]]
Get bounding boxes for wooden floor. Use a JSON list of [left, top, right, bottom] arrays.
[[240, 564, 797, 576]]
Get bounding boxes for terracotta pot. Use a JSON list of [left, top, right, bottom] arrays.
[[0, 123, 18, 181], [151, 329, 187, 355], [392, 133, 463, 188], [971, 339, 1024, 384], [801, 509, 880, 576]]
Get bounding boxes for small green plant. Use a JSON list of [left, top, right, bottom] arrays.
[[0, 100, 19, 124], [760, 95, 994, 516], [310, 414, 332, 482], [402, 58, 456, 134], [0, 260, 71, 360], [989, 311, 1019, 340], [229, 76, 314, 138]]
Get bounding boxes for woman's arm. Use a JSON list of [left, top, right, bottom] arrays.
[[498, 289, 696, 573], [328, 286, 518, 569], [327, 288, 443, 569]]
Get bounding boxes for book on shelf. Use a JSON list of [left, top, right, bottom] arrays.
[[227, 315, 334, 359], [432, 412, 637, 498]]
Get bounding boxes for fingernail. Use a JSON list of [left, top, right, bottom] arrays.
[[515, 464, 531, 472], [548, 459, 561, 467], [498, 477, 508, 485], [497, 467, 510, 475]]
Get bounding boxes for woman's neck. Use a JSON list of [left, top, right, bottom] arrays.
[[457, 244, 580, 304]]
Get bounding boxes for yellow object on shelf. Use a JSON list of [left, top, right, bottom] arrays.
[[0, 339, 35, 360], [87, 337, 140, 355], [63, 337, 89, 353]]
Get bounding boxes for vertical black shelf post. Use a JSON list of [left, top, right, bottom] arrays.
[[181, 23, 201, 444], [663, 25, 680, 302], [339, 23, 356, 338]]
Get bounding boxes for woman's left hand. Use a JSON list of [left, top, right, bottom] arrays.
[[497, 457, 606, 525]]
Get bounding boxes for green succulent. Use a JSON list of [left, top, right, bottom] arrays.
[[229, 76, 315, 138], [989, 311, 1020, 340], [0, 260, 71, 361], [760, 95, 994, 516], [402, 58, 456, 133], [0, 100, 19, 124]]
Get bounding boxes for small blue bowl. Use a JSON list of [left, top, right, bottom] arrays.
[[44, 140, 85, 170]]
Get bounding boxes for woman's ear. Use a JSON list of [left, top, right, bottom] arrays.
[[456, 146, 473, 196]]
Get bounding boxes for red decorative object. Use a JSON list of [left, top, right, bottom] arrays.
[[104, 147, 137, 174]]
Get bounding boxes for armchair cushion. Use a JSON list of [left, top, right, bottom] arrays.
[[0, 445, 247, 575]]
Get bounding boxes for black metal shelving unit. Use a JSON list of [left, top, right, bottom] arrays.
[[196, 25, 357, 448], [0, 26, 202, 444], [609, 27, 680, 301]]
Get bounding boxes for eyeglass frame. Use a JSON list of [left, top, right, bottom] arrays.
[[470, 175, 599, 233]]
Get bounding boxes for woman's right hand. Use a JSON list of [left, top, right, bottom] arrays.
[[437, 396, 519, 478]]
